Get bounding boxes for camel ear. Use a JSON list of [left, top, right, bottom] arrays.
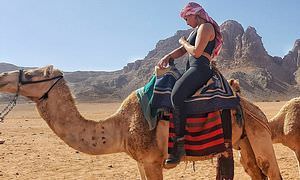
[[43, 65, 54, 77], [228, 79, 241, 94], [233, 79, 240, 86], [228, 79, 239, 86], [228, 79, 234, 86]]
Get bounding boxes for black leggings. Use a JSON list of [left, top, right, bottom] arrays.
[[171, 64, 213, 137]]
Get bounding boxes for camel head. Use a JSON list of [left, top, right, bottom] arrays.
[[0, 65, 63, 101]]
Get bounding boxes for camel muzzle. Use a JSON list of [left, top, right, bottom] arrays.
[[0, 69, 63, 122]]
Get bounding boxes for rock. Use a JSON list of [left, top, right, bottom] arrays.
[[0, 140, 5, 144], [219, 20, 244, 60], [240, 26, 268, 63], [292, 39, 300, 52], [282, 39, 300, 74]]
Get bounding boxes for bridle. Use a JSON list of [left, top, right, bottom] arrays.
[[0, 69, 63, 122]]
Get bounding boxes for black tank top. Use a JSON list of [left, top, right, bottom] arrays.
[[187, 28, 215, 67]]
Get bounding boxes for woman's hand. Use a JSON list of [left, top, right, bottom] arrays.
[[179, 37, 187, 45], [157, 54, 171, 69]]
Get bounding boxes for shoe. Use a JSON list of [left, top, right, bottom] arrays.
[[164, 136, 185, 169]]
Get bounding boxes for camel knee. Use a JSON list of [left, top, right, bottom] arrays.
[[256, 157, 270, 176], [240, 157, 252, 174], [257, 157, 283, 179], [240, 155, 267, 179]]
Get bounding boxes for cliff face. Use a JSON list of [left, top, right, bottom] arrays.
[[1, 21, 299, 102], [0, 63, 19, 72], [213, 20, 299, 100], [286, 39, 300, 85]]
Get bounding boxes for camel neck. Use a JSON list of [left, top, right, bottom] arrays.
[[36, 80, 125, 155]]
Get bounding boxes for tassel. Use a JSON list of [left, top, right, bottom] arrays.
[[216, 152, 234, 180], [192, 161, 196, 172], [217, 109, 234, 180]]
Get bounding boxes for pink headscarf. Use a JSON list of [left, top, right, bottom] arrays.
[[180, 2, 223, 58]]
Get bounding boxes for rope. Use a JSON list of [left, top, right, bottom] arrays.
[[0, 83, 20, 122], [243, 107, 272, 136]]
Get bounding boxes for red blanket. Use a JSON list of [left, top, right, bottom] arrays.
[[168, 111, 226, 157]]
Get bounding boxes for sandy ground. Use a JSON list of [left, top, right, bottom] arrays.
[[0, 101, 299, 180]]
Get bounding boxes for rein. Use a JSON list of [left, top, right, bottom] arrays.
[[0, 69, 63, 122]]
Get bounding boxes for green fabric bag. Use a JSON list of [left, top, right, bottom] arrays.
[[136, 75, 158, 130]]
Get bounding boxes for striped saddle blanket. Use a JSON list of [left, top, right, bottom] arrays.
[[152, 67, 240, 115], [184, 70, 240, 115], [168, 111, 229, 158]]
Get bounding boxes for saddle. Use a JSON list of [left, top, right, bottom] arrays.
[[136, 64, 242, 130], [137, 65, 241, 178]]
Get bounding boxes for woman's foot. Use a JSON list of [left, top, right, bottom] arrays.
[[164, 137, 185, 169]]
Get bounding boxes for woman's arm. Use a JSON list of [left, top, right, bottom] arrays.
[[157, 46, 187, 68], [167, 45, 187, 59], [180, 23, 214, 58]]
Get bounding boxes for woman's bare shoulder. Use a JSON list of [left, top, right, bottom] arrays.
[[197, 23, 215, 39], [198, 23, 214, 32]]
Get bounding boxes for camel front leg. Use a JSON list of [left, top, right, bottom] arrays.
[[137, 162, 147, 180], [140, 162, 163, 180], [239, 137, 267, 180]]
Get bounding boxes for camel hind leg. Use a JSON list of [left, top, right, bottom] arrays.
[[239, 137, 267, 180], [245, 121, 282, 179]]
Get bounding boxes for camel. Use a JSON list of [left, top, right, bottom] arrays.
[[269, 97, 300, 176], [0, 66, 282, 179], [229, 79, 300, 178]]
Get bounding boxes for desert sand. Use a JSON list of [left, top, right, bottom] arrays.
[[0, 101, 299, 179]]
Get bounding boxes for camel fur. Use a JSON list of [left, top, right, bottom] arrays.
[[269, 97, 300, 176], [0, 66, 282, 179], [229, 78, 300, 178]]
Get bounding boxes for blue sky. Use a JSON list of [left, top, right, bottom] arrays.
[[0, 0, 299, 71]]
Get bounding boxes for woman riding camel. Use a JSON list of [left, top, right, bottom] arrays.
[[157, 2, 223, 166]]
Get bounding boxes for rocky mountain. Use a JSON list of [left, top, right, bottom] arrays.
[[215, 21, 300, 100], [1, 20, 299, 102]]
